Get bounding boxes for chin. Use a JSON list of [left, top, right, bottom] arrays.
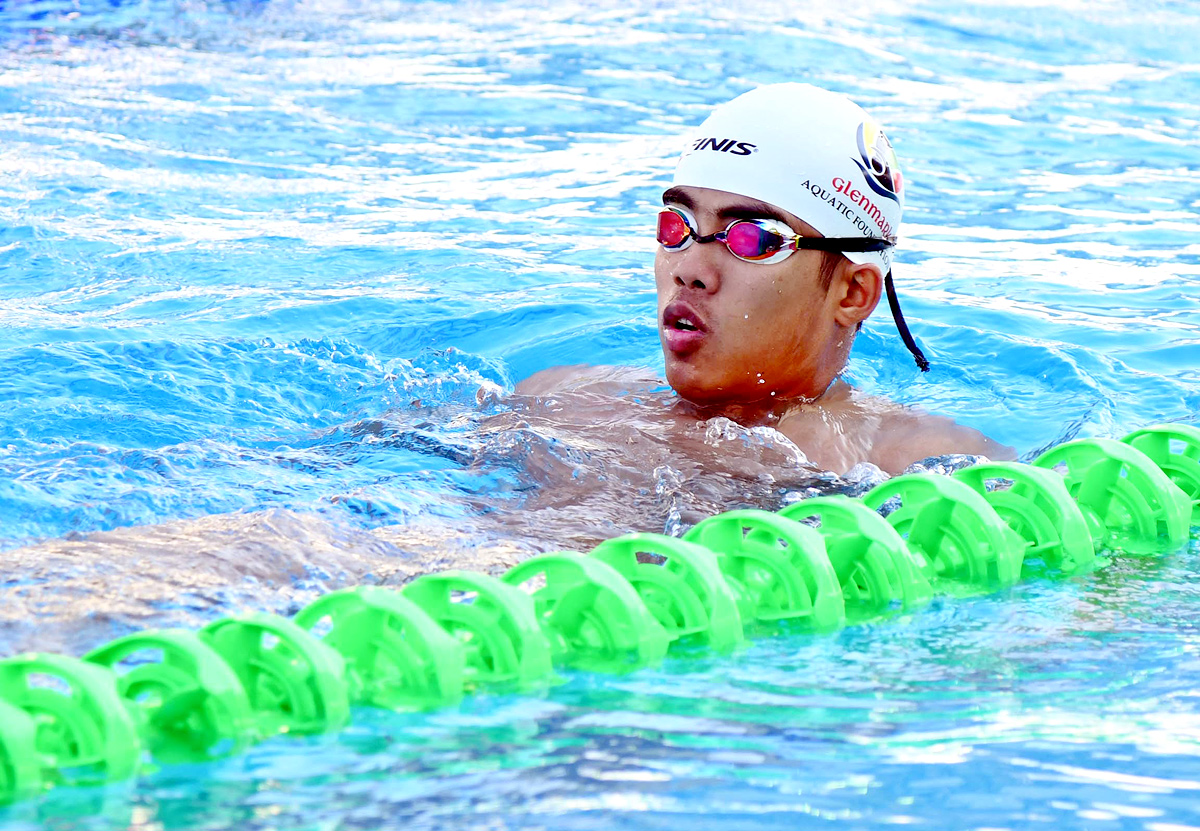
[[664, 362, 733, 406]]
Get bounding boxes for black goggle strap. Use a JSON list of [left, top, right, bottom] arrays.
[[884, 269, 930, 372], [792, 236, 895, 253]]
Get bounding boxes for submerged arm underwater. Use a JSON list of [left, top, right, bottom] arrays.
[[0, 369, 1001, 658]]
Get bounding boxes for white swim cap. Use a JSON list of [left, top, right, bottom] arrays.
[[669, 83, 929, 371], [670, 83, 904, 274]]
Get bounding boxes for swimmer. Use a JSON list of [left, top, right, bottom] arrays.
[[517, 83, 1014, 475], [0, 85, 1014, 657]]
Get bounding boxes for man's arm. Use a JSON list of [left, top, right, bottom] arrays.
[[514, 365, 595, 395], [514, 365, 661, 397]]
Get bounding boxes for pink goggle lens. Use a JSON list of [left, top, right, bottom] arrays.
[[656, 210, 691, 249], [662, 208, 700, 248], [724, 221, 784, 260]]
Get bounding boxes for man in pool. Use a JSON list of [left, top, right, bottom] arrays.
[[0, 85, 1015, 655], [517, 82, 1013, 475]]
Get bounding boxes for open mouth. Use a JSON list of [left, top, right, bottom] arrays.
[[661, 302, 709, 355], [662, 301, 708, 334]]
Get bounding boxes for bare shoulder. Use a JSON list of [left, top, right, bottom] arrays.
[[776, 386, 1016, 475], [870, 401, 1017, 473], [514, 364, 662, 397]]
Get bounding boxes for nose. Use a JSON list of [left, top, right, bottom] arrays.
[[666, 238, 723, 293]]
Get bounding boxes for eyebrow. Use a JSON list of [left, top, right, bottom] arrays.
[[661, 186, 796, 228]]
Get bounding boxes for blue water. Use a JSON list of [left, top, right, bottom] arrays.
[[4, 0, 1200, 827]]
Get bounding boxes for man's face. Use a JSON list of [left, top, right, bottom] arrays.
[[655, 185, 843, 406]]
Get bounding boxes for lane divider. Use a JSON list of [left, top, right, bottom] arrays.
[[3, 423, 1199, 804]]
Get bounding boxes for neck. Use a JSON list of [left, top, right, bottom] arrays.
[[676, 377, 850, 427]]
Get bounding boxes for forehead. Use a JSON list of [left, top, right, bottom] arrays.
[[661, 185, 820, 237]]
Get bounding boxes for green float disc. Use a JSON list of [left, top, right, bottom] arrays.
[[85, 629, 256, 764], [779, 495, 933, 623], [862, 473, 1025, 591], [199, 614, 350, 737], [1034, 437, 1190, 554], [504, 552, 670, 674], [501, 552, 672, 677], [683, 509, 845, 632], [0, 698, 43, 804], [591, 532, 745, 652], [1122, 424, 1200, 526], [953, 461, 1097, 576], [401, 571, 554, 691], [295, 587, 465, 710], [0, 653, 141, 787]]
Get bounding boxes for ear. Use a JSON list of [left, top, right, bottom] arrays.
[[831, 260, 883, 329]]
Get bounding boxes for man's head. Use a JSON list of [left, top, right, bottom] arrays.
[[655, 83, 913, 407]]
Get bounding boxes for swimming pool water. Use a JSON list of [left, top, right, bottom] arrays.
[[3, 0, 1200, 828]]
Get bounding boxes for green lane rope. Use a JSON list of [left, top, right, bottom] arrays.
[[861, 472, 1025, 591], [591, 532, 745, 651], [199, 614, 351, 737], [83, 629, 257, 764], [1033, 437, 1190, 554], [1121, 425, 1200, 524], [951, 461, 1096, 577], [2, 423, 1199, 805], [294, 586, 466, 711], [0, 699, 40, 803], [400, 571, 554, 691], [683, 509, 845, 632], [502, 551, 670, 674], [778, 495, 933, 623], [0, 654, 141, 790]]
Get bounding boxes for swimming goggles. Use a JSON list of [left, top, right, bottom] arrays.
[[656, 205, 929, 371], [656, 205, 895, 265]]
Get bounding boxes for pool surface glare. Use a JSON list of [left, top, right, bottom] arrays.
[[3, 0, 1200, 829]]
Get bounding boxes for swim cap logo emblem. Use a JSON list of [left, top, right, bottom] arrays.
[[690, 137, 757, 156], [853, 121, 902, 203]]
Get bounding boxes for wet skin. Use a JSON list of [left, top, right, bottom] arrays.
[[519, 185, 1014, 474], [656, 185, 852, 406], [0, 190, 1015, 656]]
